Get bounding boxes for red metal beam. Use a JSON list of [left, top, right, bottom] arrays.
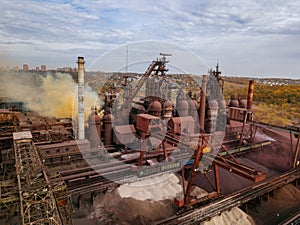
[[212, 155, 266, 182]]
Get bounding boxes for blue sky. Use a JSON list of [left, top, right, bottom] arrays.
[[1, 0, 300, 78]]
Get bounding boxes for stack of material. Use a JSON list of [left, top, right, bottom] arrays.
[[89, 173, 184, 224]]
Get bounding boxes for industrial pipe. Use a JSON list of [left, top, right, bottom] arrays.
[[247, 80, 254, 110], [200, 75, 208, 133]]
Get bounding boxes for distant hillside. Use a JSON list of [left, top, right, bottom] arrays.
[[223, 76, 300, 126]]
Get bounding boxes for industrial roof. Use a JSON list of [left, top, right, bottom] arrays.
[[137, 113, 159, 120], [114, 125, 136, 134], [13, 131, 33, 140], [170, 116, 194, 124]]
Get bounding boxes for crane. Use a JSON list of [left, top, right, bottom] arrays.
[[124, 53, 171, 105]]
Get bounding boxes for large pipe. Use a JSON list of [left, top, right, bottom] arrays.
[[247, 80, 254, 110], [200, 75, 208, 133], [77, 56, 85, 140]]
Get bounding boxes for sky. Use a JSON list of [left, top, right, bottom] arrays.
[[1, 0, 300, 78]]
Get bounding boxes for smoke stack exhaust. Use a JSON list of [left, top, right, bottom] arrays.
[[77, 56, 85, 140]]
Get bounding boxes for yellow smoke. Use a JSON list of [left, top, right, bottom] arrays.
[[0, 72, 102, 121]]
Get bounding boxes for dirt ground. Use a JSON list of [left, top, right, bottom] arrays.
[[201, 207, 255, 225], [245, 127, 297, 172]]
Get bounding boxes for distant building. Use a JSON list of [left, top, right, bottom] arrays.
[[41, 65, 46, 72], [36, 67, 39, 71], [23, 64, 29, 71]]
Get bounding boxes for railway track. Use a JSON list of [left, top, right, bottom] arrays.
[[66, 164, 183, 197], [60, 152, 189, 197], [155, 167, 300, 225], [279, 209, 300, 225], [51, 141, 270, 198]]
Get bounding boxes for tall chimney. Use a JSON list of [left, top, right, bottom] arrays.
[[199, 75, 208, 133], [77, 56, 85, 140], [247, 80, 254, 110]]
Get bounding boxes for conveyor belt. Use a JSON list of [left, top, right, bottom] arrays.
[[155, 167, 300, 225], [250, 121, 299, 135]]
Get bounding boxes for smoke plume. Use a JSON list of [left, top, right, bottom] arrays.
[[0, 71, 101, 120]]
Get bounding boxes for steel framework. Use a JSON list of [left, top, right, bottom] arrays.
[[12, 131, 72, 224]]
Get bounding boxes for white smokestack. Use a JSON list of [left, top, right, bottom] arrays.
[[77, 56, 85, 140]]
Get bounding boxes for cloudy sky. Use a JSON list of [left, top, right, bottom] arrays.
[[1, 0, 300, 78]]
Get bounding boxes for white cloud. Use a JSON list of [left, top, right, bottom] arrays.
[[0, 0, 299, 78]]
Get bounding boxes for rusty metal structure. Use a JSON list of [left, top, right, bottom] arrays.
[[0, 55, 300, 224], [0, 129, 72, 224], [13, 131, 72, 224], [0, 112, 73, 223]]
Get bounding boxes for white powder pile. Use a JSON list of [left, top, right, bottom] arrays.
[[117, 173, 183, 201], [202, 207, 255, 225]]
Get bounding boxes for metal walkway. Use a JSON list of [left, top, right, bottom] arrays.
[[13, 131, 72, 225]]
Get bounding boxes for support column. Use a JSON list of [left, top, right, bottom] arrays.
[[184, 142, 204, 207], [200, 75, 208, 133], [77, 195, 81, 208], [293, 132, 300, 168], [138, 139, 147, 166], [162, 141, 168, 162], [90, 192, 95, 204], [214, 164, 221, 194]]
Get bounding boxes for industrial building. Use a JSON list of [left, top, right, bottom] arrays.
[[0, 55, 300, 224]]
